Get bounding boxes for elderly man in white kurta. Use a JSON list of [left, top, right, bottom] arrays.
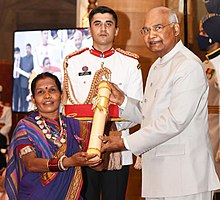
[[101, 7, 220, 200]]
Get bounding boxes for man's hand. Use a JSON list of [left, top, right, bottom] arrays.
[[215, 149, 220, 162], [109, 82, 125, 106], [99, 135, 126, 152]]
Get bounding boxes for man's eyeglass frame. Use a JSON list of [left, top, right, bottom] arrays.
[[140, 23, 174, 35]]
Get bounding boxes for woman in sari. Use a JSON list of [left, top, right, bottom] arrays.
[[5, 72, 101, 200]]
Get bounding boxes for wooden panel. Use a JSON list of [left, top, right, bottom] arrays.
[[16, 11, 76, 30], [97, 0, 165, 12], [0, 61, 13, 103], [126, 163, 143, 200], [114, 12, 146, 47]]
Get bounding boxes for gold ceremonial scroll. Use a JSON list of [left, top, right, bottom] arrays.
[[87, 81, 111, 161]]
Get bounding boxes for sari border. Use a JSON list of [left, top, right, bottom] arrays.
[[65, 166, 83, 200]]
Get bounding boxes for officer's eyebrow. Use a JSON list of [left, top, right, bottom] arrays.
[[93, 20, 114, 24]]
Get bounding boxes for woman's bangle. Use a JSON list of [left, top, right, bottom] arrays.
[[47, 158, 60, 172], [58, 155, 68, 171]]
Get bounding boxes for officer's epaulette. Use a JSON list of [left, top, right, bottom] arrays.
[[116, 48, 139, 59], [66, 47, 89, 60]]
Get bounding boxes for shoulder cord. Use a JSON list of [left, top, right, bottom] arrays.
[[63, 58, 112, 104]]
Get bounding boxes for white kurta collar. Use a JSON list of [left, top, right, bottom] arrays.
[[156, 40, 184, 66]]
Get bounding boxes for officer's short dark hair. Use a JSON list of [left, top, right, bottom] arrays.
[[89, 6, 118, 27]]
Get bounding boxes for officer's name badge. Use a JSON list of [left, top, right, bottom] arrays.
[[78, 71, 91, 76], [79, 66, 91, 76]]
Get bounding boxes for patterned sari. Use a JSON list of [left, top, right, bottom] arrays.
[[5, 111, 90, 200]]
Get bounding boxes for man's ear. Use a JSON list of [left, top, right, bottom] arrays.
[[115, 27, 119, 37], [88, 27, 91, 35], [174, 24, 180, 36]]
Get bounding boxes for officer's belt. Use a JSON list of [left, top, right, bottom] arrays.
[[208, 106, 220, 114]]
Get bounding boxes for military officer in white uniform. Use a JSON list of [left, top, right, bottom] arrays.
[[197, 15, 220, 199], [62, 6, 143, 200]]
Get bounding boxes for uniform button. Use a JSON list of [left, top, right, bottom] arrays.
[[150, 82, 153, 87], [144, 99, 147, 102], [83, 81, 86, 84], [142, 116, 145, 120]]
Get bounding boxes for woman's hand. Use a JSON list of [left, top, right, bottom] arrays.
[[63, 152, 102, 168]]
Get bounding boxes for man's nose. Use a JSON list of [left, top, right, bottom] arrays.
[[148, 29, 157, 38], [100, 23, 107, 31]]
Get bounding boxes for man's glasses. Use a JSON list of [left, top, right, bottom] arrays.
[[140, 23, 174, 35]]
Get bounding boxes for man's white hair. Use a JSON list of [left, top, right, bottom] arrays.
[[169, 11, 179, 23]]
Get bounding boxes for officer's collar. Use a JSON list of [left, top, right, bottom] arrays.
[[206, 47, 220, 60], [90, 47, 115, 58]]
